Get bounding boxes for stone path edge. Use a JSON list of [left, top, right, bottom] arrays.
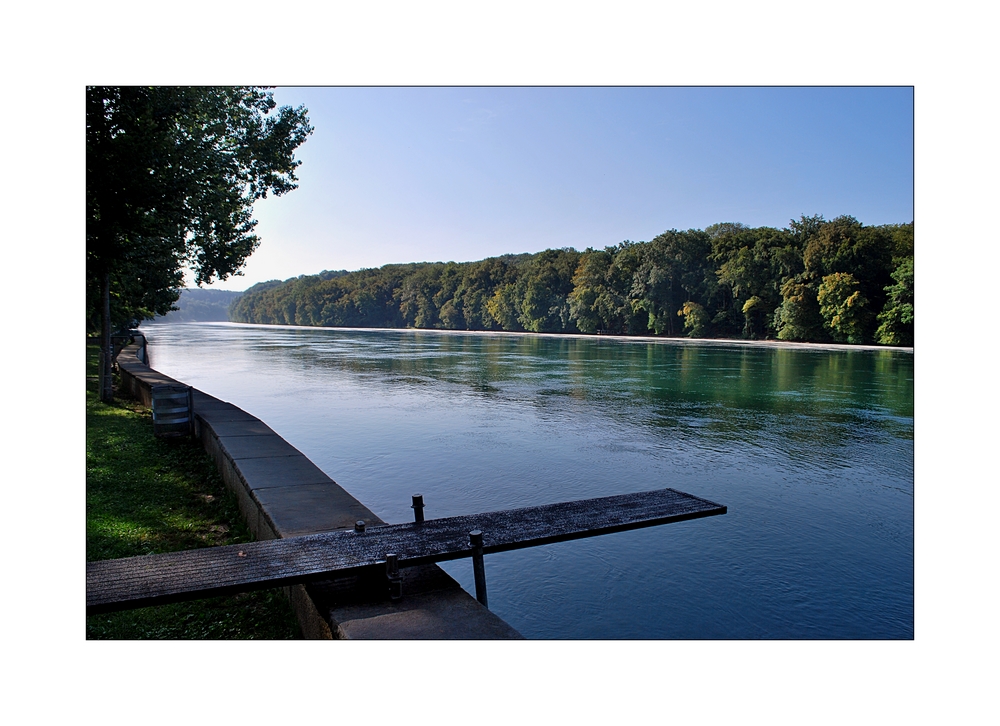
[[115, 338, 522, 640]]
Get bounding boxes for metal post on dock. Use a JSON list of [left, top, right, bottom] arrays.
[[187, 386, 194, 437], [386, 553, 402, 601], [469, 529, 488, 608], [412, 494, 425, 523]]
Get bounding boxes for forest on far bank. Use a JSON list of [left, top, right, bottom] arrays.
[[229, 215, 914, 346]]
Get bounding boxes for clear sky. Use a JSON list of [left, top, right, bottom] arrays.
[[206, 86, 914, 290]]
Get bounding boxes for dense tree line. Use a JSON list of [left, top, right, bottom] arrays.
[[230, 216, 913, 346]]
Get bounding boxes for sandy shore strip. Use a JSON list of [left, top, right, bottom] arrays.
[[188, 321, 913, 354]]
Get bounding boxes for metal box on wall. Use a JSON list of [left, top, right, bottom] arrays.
[[151, 384, 193, 438]]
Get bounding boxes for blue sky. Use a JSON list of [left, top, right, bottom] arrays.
[[207, 86, 913, 290]]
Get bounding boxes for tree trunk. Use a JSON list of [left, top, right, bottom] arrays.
[[100, 270, 113, 403]]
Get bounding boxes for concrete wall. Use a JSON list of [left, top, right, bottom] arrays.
[[115, 337, 521, 639]]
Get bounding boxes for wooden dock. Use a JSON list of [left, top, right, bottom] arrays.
[[87, 487, 725, 615]]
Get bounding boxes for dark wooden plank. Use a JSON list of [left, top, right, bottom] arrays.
[[87, 488, 725, 614]]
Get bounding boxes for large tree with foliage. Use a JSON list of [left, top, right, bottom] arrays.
[[710, 222, 801, 339], [874, 256, 914, 345], [817, 272, 870, 343], [87, 86, 312, 401]]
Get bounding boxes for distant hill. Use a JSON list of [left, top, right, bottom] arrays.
[[153, 288, 245, 323]]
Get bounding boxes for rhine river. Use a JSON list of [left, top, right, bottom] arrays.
[[140, 322, 913, 639]]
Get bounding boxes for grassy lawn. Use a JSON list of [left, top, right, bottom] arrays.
[[86, 343, 301, 639]]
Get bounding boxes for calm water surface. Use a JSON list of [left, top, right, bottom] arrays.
[[141, 322, 913, 639]]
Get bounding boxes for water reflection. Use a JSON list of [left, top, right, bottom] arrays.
[[243, 328, 913, 474]]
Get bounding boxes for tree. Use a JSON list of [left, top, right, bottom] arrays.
[[87, 86, 312, 401], [741, 296, 767, 339], [568, 248, 613, 333], [711, 224, 797, 339], [802, 216, 893, 341], [486, 282, 523, 331], [630, 230, 713, 337], [516, 249, 580, 332], [677, 301, 710, 338], [817, 272, 870, 344], [874, 256, 914, 346], [774, 276, 826, 341]]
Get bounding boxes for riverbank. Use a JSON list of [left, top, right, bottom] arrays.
[[186, 321, 913, 354], [85, 344, 301, 638]]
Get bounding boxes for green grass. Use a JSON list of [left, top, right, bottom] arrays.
[[86, 344, 301, 639]]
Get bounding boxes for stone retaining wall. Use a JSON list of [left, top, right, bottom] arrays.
[[116, 336, 522, 639]]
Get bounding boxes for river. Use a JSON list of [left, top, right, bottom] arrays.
[[139, 322, 914, 639]]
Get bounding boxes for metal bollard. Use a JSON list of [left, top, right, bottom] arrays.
[[386, 553, 402, 601], [354, 520, 366, 533], [411, 494, 425, 523], [469, 529, 488, 609]]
